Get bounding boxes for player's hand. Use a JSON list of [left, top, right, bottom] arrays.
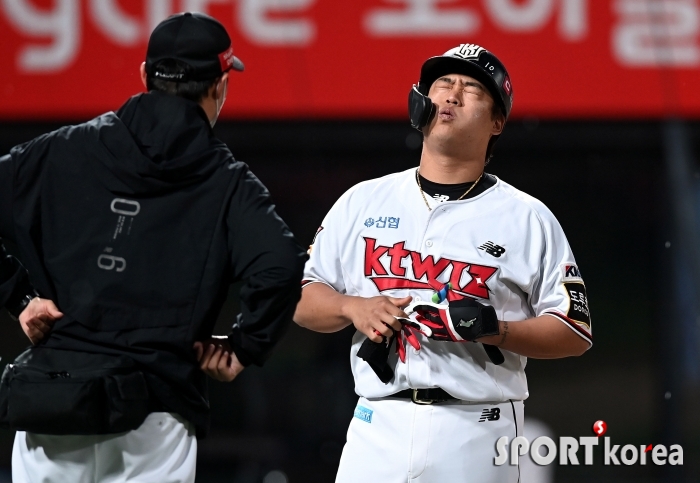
[[18, 297, 63, 345], [193, 336, 245, 382], [405, 300, 505, 365], [409, 298, 499, 342], [342, 295, 412, 343]]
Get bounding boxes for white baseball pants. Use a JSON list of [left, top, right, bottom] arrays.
[[11, 412, 197, 483], [336, 397, 523, 483]]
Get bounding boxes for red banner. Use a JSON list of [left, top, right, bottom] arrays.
[[1, 0, 699, 120]]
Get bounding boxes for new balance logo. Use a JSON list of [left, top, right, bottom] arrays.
[[432, 194, 450, 203], [478, 242, 506, 258], [479, 408, 501, 422], [459, 318, 476, 328]]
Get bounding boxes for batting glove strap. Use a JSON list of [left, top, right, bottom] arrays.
[[406, 299, 499, 342], [357, 335, 395, 384], [446, 299, 499, 341]]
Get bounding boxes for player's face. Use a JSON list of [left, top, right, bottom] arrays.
[[425, 74, 504, 154]]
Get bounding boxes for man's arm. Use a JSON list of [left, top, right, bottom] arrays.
[[197, 166, 307, 381], [297, 284, 588, 357], [0, 244, 34, 317], [478, 315, 589, 359], [0, 154, 14, 240], [0, 154, 63, 343], [294, 283, 410, 343]]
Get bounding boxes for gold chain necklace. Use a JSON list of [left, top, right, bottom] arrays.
[[415, 168, 484, 211]]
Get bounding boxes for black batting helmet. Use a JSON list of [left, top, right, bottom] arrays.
[[409, 44, 513, 130]]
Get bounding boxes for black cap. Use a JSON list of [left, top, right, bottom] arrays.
[[146, 12, 244, 82]]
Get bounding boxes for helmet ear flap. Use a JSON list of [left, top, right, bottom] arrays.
[[409, 84, 436, 131]]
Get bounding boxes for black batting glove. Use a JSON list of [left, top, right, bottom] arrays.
[[410, 298, 499, 342]]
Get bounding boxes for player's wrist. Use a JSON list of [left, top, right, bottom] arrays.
[[476, 320, 505, 346], [338, 294, 359, 323], [8, 290, 40, 322], [496, 320, 509, 346]]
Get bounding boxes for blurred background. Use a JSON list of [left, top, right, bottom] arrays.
[[1, 1, 700, 482]]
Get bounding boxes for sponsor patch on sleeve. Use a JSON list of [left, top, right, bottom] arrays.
[[564, 282, 591, 329], [561, 263, 583, 281]]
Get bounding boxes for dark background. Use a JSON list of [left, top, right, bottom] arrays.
[[1, 118, 699, 482]]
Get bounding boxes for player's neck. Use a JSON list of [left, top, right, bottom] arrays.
[[199, 96, 217, 125], [419, 145, 485, 184]]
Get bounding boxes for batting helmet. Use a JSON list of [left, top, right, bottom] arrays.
[[408, 44, 513, 130]]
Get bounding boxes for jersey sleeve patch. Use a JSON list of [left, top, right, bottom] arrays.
[[560, 263, 583, 282], [542, 281, 592, 345], [563, 282, 590, 329]]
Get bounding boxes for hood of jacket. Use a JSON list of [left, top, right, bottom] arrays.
[[90, 91, 231, 194]]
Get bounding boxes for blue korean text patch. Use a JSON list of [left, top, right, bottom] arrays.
[[353, 405, 373, 423]]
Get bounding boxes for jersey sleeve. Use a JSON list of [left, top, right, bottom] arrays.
[[528, 203, 592, 346], [302, 190, 353, 294]]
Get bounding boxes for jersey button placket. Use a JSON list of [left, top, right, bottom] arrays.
[[408, 226, 438, 387]]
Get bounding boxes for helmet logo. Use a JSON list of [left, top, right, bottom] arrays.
[[502, 75, 512, 96], [454, 44, 485, 60]]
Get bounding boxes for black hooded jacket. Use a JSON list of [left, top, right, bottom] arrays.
[[0, 91, 307, 434]]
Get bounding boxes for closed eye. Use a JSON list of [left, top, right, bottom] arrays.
[[463, 82, 486, 94], [434, 77, 486, 94]]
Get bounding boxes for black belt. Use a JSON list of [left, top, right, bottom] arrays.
[[391, 388, 457, 405]]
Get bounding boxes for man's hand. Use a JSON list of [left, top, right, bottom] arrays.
[[193, 336, 245, 382], [18, 297, 63, 345], [408, 299, 500, 342], [341, 295, 412, 343]]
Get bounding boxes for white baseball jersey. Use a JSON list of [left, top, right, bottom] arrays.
[[303, 167, 592, 403]]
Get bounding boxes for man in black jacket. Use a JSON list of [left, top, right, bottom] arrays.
[[0, 12, 306, 483]]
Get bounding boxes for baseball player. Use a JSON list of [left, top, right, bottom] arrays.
[[294, 44, 591, 482], [0, 13, 306, 483]]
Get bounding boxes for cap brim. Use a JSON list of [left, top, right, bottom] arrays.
[[231, 56, 244, 72]]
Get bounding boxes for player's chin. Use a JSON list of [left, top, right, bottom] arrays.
[[425, 121, 455, 139]]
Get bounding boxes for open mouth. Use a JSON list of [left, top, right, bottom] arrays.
[[438, 107, 455, 120]]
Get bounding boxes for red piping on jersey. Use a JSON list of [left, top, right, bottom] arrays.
[[543, 310, 592, 341]]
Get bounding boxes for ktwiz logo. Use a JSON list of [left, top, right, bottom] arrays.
[[363, 238, 497, 300], [494, 421, 683, 467], [454, 43, 485, 60]]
